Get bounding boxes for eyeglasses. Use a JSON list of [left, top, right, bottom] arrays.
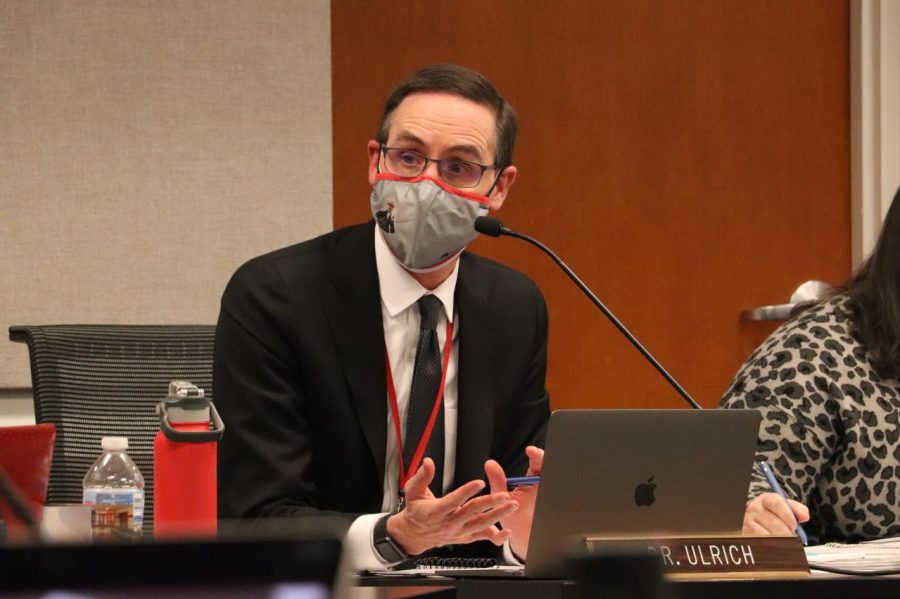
[[380, 145, 495, 189]]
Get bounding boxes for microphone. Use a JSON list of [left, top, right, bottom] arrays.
[[474, 216, 702, 410], [473, 217, 509, 237]]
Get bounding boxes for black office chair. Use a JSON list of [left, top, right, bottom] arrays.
[[8, 325, 215, 535]]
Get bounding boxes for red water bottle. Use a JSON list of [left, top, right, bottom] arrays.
[[153, 380, 224, 537]]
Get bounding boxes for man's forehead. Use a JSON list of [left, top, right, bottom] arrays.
[[387, 92, 497, 157], [392, 90, 495, 116]]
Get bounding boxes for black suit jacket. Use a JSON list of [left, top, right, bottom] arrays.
[[215, 222, 550, 535]]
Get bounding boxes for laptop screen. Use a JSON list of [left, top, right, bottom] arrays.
[[525, 409, 761, 578]]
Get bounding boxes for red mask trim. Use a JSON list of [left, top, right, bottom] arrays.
[[374, 173, 491, 206]]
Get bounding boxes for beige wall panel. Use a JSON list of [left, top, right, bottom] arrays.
[[0, 1, 332, 388]]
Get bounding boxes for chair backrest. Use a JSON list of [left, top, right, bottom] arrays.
[[9, 325, 215, 535]]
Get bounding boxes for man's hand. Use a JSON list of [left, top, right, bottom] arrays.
[[485, 445, 544, 561], [742, 492, 810, 536], [386, 458, 519, 556]]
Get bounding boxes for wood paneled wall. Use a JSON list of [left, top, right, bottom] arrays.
[[331, 0, 851, 409]]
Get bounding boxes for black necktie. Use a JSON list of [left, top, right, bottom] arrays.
[[403, 294, 445, 497]]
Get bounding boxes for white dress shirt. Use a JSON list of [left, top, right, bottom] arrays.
[[345, 228, 460, 571], [346, 229, 520, 571]]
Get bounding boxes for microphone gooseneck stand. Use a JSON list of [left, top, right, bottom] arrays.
[[474, 216, 702, 410]]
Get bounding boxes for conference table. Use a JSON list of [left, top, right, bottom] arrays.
[[2, 509, 897, 597], [355, 572, 900, 599], [2, 532, 899, 597]]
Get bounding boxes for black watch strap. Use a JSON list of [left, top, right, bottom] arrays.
[[373, 514, 408, 564]]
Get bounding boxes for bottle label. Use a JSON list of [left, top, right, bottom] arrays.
[[84, 489, 144, 538]]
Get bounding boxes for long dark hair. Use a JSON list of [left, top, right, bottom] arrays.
[[845, 186, 900, 380]]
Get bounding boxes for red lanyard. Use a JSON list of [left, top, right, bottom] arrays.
[[385, 320, 454, 491]]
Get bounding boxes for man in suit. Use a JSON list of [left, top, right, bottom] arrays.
[[215, 64, 550, 570]]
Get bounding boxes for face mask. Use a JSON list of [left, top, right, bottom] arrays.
[[370, 173, 490, 272]]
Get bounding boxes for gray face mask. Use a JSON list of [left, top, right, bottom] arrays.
[[371, 174, 490, 272]]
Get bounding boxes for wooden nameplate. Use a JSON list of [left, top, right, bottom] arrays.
[[584, 534, 809, 579]]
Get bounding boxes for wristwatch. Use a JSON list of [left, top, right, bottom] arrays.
[[373, 514, 408, 563]]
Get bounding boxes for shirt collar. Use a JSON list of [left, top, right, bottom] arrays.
[[374, 227, 458, 321]]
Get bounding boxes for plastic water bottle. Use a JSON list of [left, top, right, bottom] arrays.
[[82, 436, 145, 539], [153, 381, 224, 537]]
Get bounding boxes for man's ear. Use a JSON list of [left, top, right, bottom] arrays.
[[367, 141, 381, 185], [488, 165, 517, 211]]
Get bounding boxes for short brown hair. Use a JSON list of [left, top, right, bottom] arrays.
[[376, 64, 518, 169]]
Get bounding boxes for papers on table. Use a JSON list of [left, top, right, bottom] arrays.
[[805, 537, 900, 573]]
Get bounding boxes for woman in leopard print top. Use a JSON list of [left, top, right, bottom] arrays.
[[721, 187, 900, 544]]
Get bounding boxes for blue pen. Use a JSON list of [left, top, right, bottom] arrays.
[[758, 461, 808, 545], [507, 476, 540, 489]]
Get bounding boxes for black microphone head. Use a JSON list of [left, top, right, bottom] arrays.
[[474, 216, 504, 237]]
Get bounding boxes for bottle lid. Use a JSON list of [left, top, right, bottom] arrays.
[[161, 381, 211, 424], [101, 436, 129, 451]]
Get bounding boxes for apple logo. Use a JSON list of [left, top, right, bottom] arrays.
[[634, 476, 657, 506]]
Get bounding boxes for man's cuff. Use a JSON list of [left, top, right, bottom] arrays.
[[502, 539, 524, 565], [346, 512, 396, 572]]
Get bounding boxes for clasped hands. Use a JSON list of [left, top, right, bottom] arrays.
[[386, 445, 543, 560]]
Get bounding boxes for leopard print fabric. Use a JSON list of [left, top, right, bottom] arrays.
[[720, 293, 900, 543]]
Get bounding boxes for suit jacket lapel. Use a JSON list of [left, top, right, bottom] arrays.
[[454, 254, 501, 486], [319, 233, 502, 491], [323, 223, 388, 487]]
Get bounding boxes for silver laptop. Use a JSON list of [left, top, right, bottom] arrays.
[[524, 409, 761, 578]]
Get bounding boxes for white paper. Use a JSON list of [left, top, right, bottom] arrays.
[[805, 538, 900, 573]]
